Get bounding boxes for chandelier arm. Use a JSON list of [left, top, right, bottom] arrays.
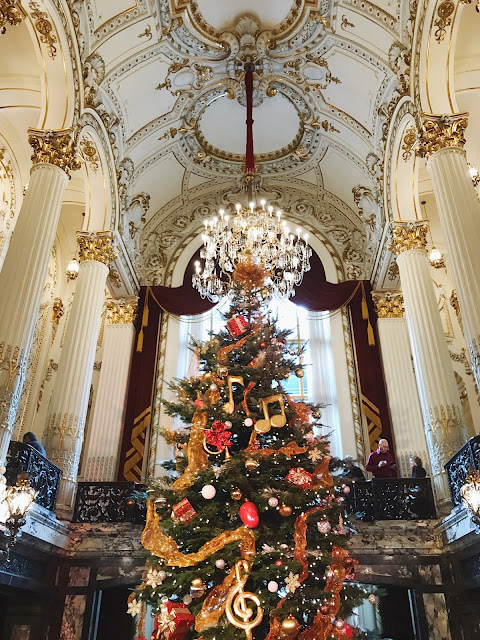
[[244, 63, 255, 178]]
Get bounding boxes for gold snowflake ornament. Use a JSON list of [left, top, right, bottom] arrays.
[[285, 572, 301, 593], [308, 448, 323, 463], [127, 599, 142, 617]]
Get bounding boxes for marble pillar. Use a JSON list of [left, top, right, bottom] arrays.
[[418, 113, 480, 394], [0, 128, 79, 463], [372, 291, 429, 477], [83, 297, 137, 481], [45, 231, 116, 515], [390, 222, 467, 501]]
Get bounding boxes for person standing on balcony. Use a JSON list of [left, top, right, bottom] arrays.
[[410, 455, 427, 478], [22, 432, 46, 458], [366, 438, 397, 478]]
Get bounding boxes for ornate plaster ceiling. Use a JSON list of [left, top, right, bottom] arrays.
[[69, 0, 410, 284]]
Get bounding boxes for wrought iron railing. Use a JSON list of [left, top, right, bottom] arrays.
[[73, 481, 147, 523], [5, 441, 62, 512], [351, 478, 436, 521], [445, 435, 480, 507]]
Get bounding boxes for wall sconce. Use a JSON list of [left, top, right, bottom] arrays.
[[460, 469, 480, 527], [66, 257, 79, 281], [429, 246, 446, 269], [468, 164, 480, 188], [0, 471, 38, 564]]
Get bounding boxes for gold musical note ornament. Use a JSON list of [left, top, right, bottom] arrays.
[[223, 376, 245, 414], [225, 560, 263, 640], [254, 394, 287, 433]]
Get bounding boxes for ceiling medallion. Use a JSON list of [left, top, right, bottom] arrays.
[[192, 64, 312, 302]]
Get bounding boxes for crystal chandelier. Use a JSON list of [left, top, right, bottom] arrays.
[[192, 63, 312, 302]]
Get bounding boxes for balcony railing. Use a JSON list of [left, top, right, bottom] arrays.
[[5, 441, 62, 512], [73, 481, 147, 523], [351, 477, 436, 521], [444, 435, 480, 507]]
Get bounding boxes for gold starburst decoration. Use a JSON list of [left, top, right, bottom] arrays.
[[308, 448, 323, 463]]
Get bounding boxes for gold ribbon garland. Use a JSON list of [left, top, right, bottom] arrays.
[[171, 409, 209, 492]]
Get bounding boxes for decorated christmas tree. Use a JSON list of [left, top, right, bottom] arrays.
[[130, 262, 367, 640]]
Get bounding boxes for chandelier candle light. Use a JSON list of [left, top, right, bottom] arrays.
[[192, 63, 312, 301]]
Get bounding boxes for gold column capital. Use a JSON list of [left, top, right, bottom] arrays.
[[0, 1, 24, 34], [28, 127, 81, 178], [416, 112, 468, 159], [77, 230, 117, 266], [106, 297, 138, 325], [389, 222, 429, 255], [371, 291, 404, 318]]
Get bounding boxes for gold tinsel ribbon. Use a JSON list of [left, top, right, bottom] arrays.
[[142, 499, 256, 567], [195, 567, 237, 632], [171, 409, 209, 492]]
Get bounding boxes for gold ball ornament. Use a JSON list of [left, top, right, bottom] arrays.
[[231, 488, 243, 500], [190, 577, 206, 598], [281, 615, 300, 637], [295, 367, 305, 378], [217, 365, 228, 377], [245, 458, 260, 471], [279, 504, 292, 517], [204, 372, 212, 379]]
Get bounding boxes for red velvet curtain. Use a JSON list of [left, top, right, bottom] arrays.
[[117, 250, 393, 479]]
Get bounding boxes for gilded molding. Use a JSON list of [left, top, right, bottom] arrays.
[[52, 297, 64, 326], [0, 0, 24, 34], [28, 128, 81, 178], [28, 1, 57, 58], [79, 138, 99, 172], [77, 230, 117, 266], [416, 113, 468, 159], [389, 222, 428, 255], [106, 297, 138, 325], [371, 291, 404, 318], [401, 126, 417, 161], [434, 0, 455, 43]]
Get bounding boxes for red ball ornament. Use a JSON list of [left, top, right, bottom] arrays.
[[274, 559, 283, 567], [239, 500, 259, 528], [260, 342, 267, 348], [341, 622, 354, 638]]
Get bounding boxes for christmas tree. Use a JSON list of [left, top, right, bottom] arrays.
[[130, 263, 367, 640]]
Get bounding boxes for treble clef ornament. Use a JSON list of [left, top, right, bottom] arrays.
[[225, 560, 263, 639]]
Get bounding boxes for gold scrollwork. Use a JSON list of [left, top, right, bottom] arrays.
[[402, 126, 417, 161], [52, 297, 64, 326], [28, 128, 81, 178], [77, 230, 117, 266], [341, 15, 355, 29], [28, 1, 57, 58], [434, 0, 455, 42], [79, 139, 99, 172], [0, 0, 24, 34], [389, 222, 428, 255], [106, 297, 138, 325], [417, 112, 468, 158], [372, 291, 404, 318]]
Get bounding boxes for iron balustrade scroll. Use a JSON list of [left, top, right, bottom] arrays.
[[445, 435, 480, 507], [5, 441, 62, 512], [73, 482, 147, 523], [351, 478, 436, 521]]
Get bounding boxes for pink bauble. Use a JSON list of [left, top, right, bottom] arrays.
[[268, 581, 279, 593], [225, 421, 232, 427], [201, 484, 216, 499], [342, 485, 351, 494], [239, 501, 259, 528], [215, 559, 226, 569], [268, 497, 279, 508], [318, 520, 332, 534], [244, 417, 254, 427]]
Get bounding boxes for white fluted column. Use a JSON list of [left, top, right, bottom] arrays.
[[0, 129, 79, 463], [45, 231, 116, 515], [83, 297, 137, 481], [419, 113, 480, 392], [391, 223, 468, 502], [372, 291, 428, 477]]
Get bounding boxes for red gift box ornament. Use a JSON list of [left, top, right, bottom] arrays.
[[152, 601, 194, 640], [226, 315, 248, 338], [171, 498, 197, 523], [286, 467, 313, 490]]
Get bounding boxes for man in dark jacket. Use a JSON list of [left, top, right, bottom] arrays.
[[366, 439, 397, 478], [22, 432, 46, 458]]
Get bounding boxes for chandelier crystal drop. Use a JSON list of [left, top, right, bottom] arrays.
[[193, 200, 312, 301], [192, 62, 312, 302]]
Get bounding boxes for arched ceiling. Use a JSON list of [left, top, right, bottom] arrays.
[[71, 0, 409, 284]]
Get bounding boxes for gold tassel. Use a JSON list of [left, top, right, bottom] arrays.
[[367, 320, 375, 346], [361, 287, 369, 320], [136, 328, 144, 353], [142, 298, 149, 328]]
